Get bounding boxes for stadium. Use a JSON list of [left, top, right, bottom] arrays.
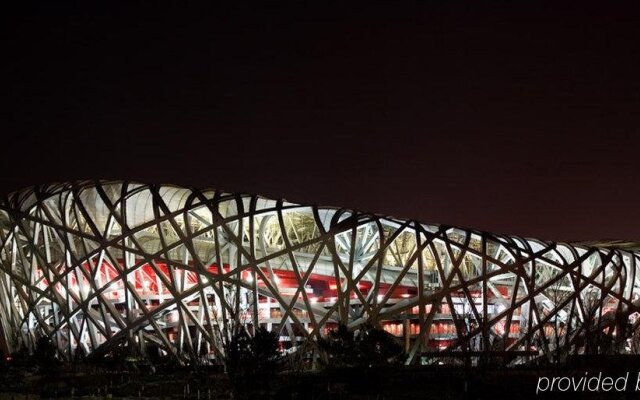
[[0, 181, 639, 366]]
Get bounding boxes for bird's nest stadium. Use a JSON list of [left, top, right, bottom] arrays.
[[1, 181, 639, 366]]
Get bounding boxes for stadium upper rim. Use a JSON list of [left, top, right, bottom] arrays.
[[2, 179, 638, 254]]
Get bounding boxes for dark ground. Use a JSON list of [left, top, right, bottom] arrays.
[[3, 356, 640, 400]]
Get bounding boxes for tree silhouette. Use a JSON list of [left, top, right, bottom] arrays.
[[33, 336, 59, 373], [224, 326, 279, 380], [319, 323, 404, 368], [359, 324, 405, 366]]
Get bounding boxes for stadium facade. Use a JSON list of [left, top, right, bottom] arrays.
[[0, 181, 639, 366]]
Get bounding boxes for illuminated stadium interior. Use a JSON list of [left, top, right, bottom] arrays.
[[1, 181, 639, 366]]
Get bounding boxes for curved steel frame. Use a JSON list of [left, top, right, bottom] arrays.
[[0, 181, 639, 365]]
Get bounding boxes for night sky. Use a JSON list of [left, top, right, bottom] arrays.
[[2, 2, 640, 242]]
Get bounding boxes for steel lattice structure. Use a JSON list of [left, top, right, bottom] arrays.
[[1, 181, 639, 365]]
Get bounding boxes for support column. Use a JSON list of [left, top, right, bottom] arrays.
[[404, 318, 410, 353]]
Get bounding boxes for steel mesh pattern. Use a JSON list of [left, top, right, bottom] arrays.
[[0, 181, 639, 365]]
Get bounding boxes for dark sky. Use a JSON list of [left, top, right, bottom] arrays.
[[2, 2, 640, 242]]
